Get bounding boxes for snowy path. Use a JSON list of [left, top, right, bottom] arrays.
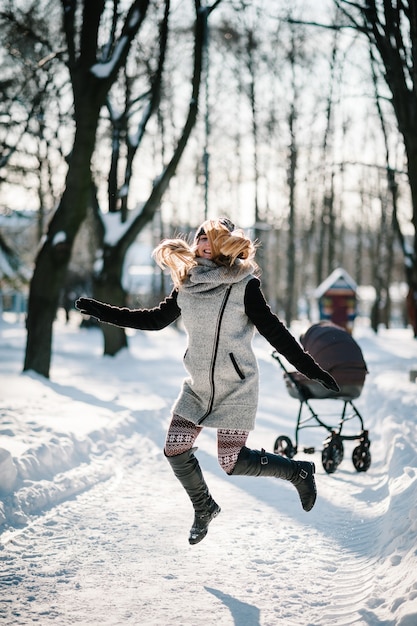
[[1, 317, 417, 625], [0, 433, 396, 626]]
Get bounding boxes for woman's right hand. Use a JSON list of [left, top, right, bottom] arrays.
[[75, 298, 106, 321]]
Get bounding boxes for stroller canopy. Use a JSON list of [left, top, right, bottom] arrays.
[[300, 322, 368, 387]]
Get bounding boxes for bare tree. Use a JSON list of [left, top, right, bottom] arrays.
[[23, 0, 151, 377], [0, 1, 69, 239], [19, 0, 223, 374], [284, 27, 298, 326], [92, 0, 224, 356], [334, 0, 417, 326], [369, 44, 397, 331]]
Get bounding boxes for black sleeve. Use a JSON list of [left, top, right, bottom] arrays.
[[244, 278, 324, 378], [89, 290, 181, 330]]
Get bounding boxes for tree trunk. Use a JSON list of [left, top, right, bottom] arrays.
[[93, 244, 128, 355], [285, 102, 297, 327], [24, 115, 99, 376]]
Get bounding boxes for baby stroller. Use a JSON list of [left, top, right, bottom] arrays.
[[271, 321, 371, 474]]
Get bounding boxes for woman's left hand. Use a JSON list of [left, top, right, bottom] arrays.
[[315, 371, 340, 392]]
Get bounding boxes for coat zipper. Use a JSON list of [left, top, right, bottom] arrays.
[[197, 286, 232, 425]]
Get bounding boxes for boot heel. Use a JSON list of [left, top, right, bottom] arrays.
[[189, 501, 221, 545]]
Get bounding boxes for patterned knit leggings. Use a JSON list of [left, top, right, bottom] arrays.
[[164, 414, 249, 475]]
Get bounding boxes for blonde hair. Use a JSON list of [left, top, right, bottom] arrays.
[[152, 238, 197, 288], [152, 219, 259, 288]]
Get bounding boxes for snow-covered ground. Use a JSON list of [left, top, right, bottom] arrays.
[[1, 311, 417, 625]]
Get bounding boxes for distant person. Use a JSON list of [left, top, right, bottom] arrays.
[[76, 218, 338, 544]]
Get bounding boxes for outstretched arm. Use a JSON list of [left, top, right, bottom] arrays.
[[75, 290, 181, 331], [244, 279, 339, 392]]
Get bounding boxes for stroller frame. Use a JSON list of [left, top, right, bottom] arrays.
[[271, 351, 371, 474]]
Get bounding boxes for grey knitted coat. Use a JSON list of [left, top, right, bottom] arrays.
[[76, 259, 336, 430], [173, 259, 258, 429]]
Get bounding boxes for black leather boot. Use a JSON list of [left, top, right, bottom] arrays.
[[165, 448, 221, 544], [231, 446, 317, 512]]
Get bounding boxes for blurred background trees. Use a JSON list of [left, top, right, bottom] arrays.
[[0, 0, 414, 376]]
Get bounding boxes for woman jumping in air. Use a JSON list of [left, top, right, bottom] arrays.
[[76, 218, 338, 545]]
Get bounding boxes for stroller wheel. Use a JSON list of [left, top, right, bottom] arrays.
[[322, 437, 344, 474], [274, 435, 296, 458], [352, 445, 371, 472]]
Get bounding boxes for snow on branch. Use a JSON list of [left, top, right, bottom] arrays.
[[90, 35, 129, 79]]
